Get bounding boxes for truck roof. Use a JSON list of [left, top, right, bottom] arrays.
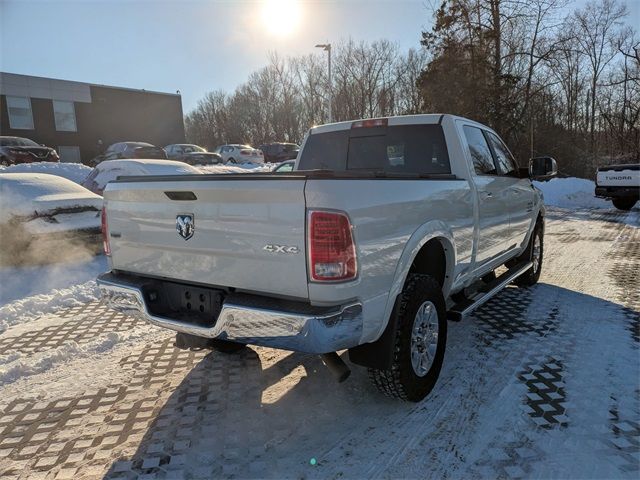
[[309, 114, 490, 135]]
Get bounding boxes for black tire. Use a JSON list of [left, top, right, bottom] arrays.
[[228, 157, 236, 164], [368, 274, 447, 402], [513, 221, 544, 287], [612, 198, 637, 211]]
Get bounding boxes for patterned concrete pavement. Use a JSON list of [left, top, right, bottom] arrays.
[[0, 207, 638, 479]]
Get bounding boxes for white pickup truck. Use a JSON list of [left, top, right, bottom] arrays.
[[98, 114, 556, 402], [595, 163, 639, 211]]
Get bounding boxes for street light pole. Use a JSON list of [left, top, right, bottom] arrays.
[[315, 43, 332, 123]]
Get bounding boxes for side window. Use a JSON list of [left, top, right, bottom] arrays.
[[52, 100, 77, 132], [485, 132, 518, 176], [463, 126, 497, 175], [6, 96, 34, 129]]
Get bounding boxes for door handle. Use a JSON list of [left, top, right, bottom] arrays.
[[480, 191, 493, 198]]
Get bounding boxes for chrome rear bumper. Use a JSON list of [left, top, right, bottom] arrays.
[[97, 272, 363, 354]]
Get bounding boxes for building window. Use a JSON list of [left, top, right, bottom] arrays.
[[57, 146, 82, 163], [53, 100, 77, 132], [6, 96, 34, 130]]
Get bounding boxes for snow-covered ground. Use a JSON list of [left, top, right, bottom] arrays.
[[0, 206, 637, 479], [0, 254, 107, 316], [0, 172, 637, 479]]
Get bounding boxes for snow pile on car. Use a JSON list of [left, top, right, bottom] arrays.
[[533, 177, 611, 210], [197, 162, 274, 174], [0, 161, 92, 184], [0, 173, 102, 223]]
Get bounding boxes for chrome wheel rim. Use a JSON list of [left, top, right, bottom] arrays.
[[532, 233, 542, 274], [410, 301, 439, 377]]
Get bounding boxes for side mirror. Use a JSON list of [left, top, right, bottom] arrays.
[[529, 156, 557, 179]]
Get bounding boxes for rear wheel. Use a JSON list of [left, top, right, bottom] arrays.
[[612, 198, 637, 211], [368, 274, 447, 402], [228, 157, 236, 164]]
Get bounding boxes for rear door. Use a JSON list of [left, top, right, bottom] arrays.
[[105, 177, 309, 299], [461, 125, 513, 265]]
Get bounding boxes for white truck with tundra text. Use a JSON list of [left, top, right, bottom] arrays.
[[595, 163, 639, 211], [98, 114, 556, 402]]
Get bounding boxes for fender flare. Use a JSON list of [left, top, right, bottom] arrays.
[[375, 220, 456, 342]]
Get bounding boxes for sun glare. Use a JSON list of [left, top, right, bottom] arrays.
[[261, 0, 301, 36]]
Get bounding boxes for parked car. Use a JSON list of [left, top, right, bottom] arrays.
[[259, 143, 299, 163], [272, 159, 295, 172], [595, 163, 639, 211], [181, 152, 224, 166], [0, 173, 102, 265], [98, 114, 556, 402], [81, 159, 201, 195], [164, 144, 206, 160], [87, 142, 167, 166], [213, 144, 264, 164], [0, 136, 59, 166]]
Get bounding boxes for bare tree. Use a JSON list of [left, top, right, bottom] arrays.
[[572, 0, 628, 148]]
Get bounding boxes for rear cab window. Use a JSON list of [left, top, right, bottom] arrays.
[[298, 124, 451, 175]]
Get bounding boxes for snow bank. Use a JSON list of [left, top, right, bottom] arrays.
[[533, 177, 611, 210], [0, 255, 107, 306], [0, 162, 92, 184], [0, 280, 100, 333]]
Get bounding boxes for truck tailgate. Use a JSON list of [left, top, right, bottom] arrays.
[[104, 177, 309, 299], [597, 165, 640, 186]]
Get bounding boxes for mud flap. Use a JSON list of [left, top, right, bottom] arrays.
[[348, 298, 399, 370]]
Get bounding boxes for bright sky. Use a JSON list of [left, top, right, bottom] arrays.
[[1, 0, 638, 114]]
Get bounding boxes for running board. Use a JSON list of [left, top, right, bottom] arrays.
[[448, 261, 533, 321]]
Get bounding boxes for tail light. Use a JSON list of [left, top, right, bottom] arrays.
[[101, 206, 111, 256], [308, 210, 357, 281]]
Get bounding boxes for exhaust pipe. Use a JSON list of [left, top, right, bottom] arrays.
[[320, 352, 351, 382]]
